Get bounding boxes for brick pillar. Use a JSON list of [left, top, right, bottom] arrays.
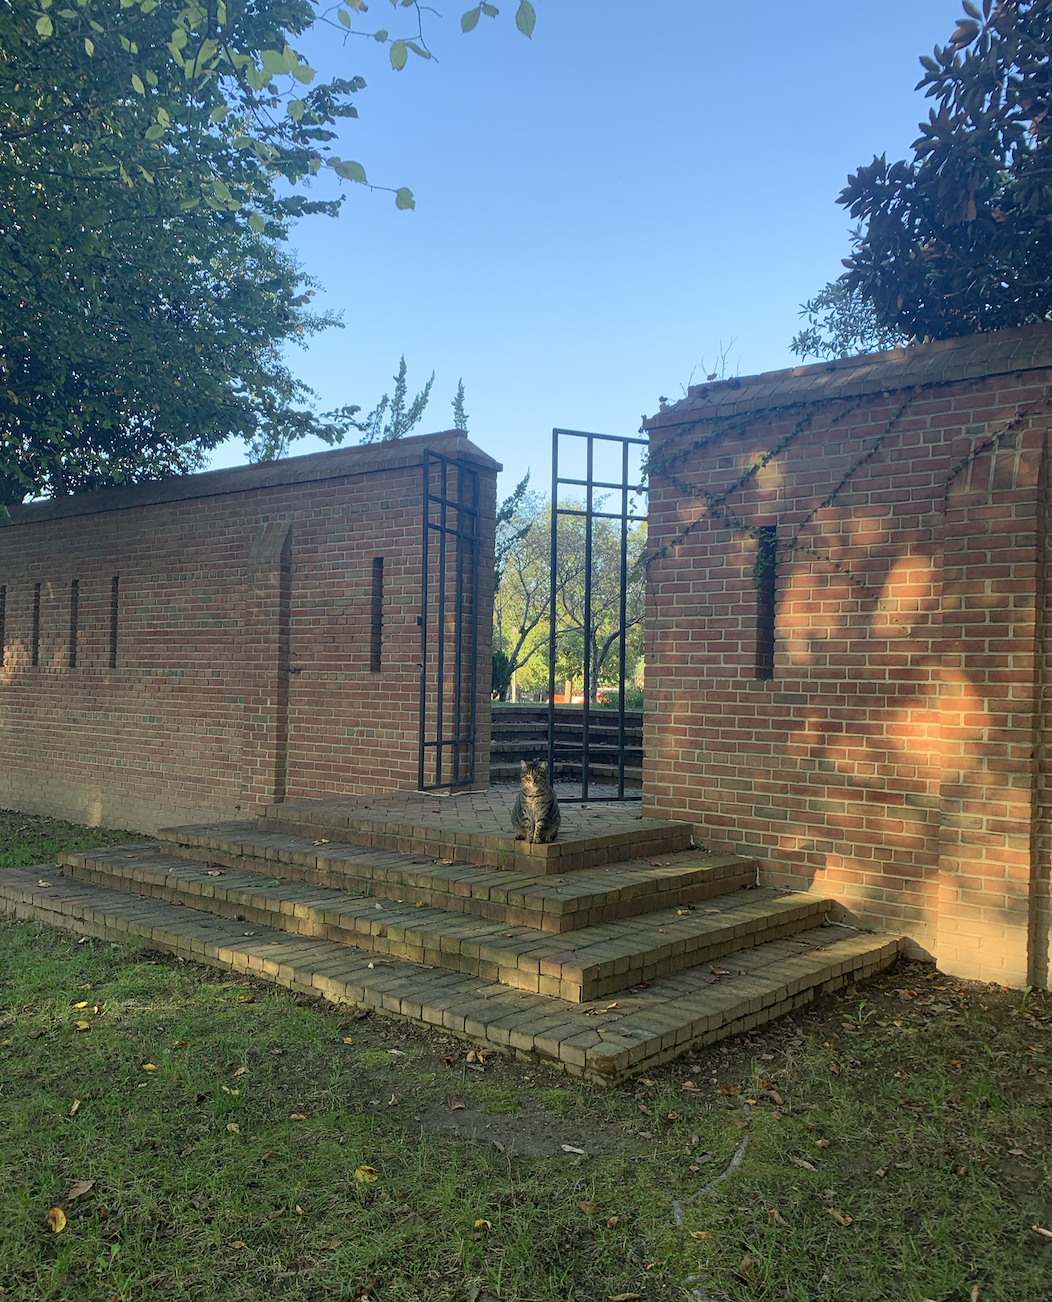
[[240, 522, 292, 807], [937, 429, 1047, 986]]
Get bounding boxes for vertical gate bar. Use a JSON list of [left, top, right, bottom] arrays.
[[451, 463, 465, 785], [548, 430, 559, 783], [468, 465, 480, 786], [617, 439, 630, 800], [581, 436, 594, 801], [436, 458, 449, 788], [418, 453, 431, 791]]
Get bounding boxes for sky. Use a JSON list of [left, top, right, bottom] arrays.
[[206, 1, 964, 498]]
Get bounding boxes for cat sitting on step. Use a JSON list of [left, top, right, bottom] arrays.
[[511, 759, 561, 844]]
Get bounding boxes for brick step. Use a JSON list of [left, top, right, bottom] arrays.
[[0, 864, 904, 1084], [492, 707, 644, 728], [60, 846, 825, 1002], [490, 726, 643, 745], [490, 763, 643, 787], [150, 822, 754, 932], [255, 793, 692, 875]]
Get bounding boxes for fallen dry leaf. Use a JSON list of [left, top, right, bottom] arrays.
[[73, 1001, 88, 1010], [893, 1069, 908, 1080], [141, 1063, 157, 1072], [354, 1165, 378, 1184], [68, 1180, 95, 1200], [27, 1029, 45, 1040], [611, 1294, 641, 1301], [578, 1200, 597, 1214], [38, 880, 52, 888], [226, 1122, 240, 1135], [289, 1113, 307, 1121], [343, 1037, 355, 1045], [74, 1021, 91, 1033], [768, 1207, 789, 1226], [681, 1080, 698, 1091], [230, 1240, 247, 1249], [447, 1096, 466, 1111], [739, 1254, 753, 1272], [689, 1229, 713, 1240], [815, 1138, 831, 1148], [827, 1208, 853, 1226], [717, 1085, 741, 1096], [474, 1218, 491, 1232], [639, 1078, 655, 1088], [47, 1207, 66, 1233], [387, 1095, 398, 1107], [1032, 1225, 1052, 1240], [790, 1157, 817, 1171], [221, 1086, 239, 1096], [561, 1144, 585, 1154], [768, 1089, 784, 1106], [234, 1066, 247, 1077], [68, 1099, 81, 1117]]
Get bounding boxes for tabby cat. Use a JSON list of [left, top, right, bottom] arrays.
[[511, 759, 561, 844]]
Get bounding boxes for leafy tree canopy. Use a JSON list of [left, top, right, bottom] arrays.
[[793, 0, 1052, 360], [0, 0, 535, 504]]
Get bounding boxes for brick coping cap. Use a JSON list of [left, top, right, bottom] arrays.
[[3, 429, 502, 525], [644, 321, 1052, 435]]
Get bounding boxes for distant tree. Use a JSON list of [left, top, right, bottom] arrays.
[[793, 1, 1052, 356], [357, 357, 434, 444], [493, 490, 645, 703], [451, 379, 469, 432]]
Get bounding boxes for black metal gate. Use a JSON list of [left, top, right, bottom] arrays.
[[418, 450, 480, 791], [548, 427, 647, 802]]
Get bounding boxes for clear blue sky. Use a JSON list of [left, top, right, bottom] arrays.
[[207, 1, 962, 497]]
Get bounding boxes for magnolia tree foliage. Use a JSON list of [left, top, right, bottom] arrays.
[[793, 0, 1052, 359], [0, 0, 535, 504]]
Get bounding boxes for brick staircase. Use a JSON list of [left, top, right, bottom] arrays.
[[0, 791, 904, 1083], [490, 704, 644, 788]]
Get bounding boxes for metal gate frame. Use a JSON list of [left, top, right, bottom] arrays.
[[548, 427, 647, 802], [418, 450, 480, 791]]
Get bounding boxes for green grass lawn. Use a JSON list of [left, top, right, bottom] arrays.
[[0, 811, 1050, 1301]]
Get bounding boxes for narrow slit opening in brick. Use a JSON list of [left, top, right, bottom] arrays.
[[755, 526, 777, 681], [69, 579, 79, 668], [109, 576, 119, 668], [31, 582, 41, 667], [370, 557, 384, 673], [0, 585, 6, 668]]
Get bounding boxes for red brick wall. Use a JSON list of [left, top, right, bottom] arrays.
[[644, 338, 1052, 988], [0, 433, 497, 833]]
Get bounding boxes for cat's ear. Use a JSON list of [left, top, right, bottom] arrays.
[[520, 760, 529, 774], [538, 761, 547, 775]]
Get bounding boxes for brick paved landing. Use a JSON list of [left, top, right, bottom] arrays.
[[0, 865, 904, 1083], [257, 790, 692, 874]]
